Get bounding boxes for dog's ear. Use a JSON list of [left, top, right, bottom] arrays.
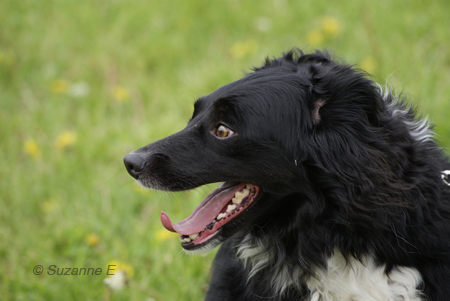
[[306, 61, 332, 126], [307, 66, 328, 126], [311, 98, 325, 124], [306, 62, 382, 128]]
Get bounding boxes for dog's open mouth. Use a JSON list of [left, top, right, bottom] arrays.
[[160, 182, 259, 249]]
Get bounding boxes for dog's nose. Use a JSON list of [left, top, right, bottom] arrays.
[[123, 153, 147, 179]]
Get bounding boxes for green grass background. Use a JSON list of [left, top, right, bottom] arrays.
[[1, 0, 450, 300]]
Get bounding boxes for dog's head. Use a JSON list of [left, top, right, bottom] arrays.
[[124, 49, 386, 252]]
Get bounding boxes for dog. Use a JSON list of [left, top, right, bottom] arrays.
[[124, 49, 450, 300]]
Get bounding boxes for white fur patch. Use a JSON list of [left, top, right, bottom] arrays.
[[307, 250, 424, 301], [236, 234, 304, 294], [237, 235, 423, 300]]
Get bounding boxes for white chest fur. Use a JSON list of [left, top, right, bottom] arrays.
[[306, 250, 423, 301], [237, 235, 423, 301]]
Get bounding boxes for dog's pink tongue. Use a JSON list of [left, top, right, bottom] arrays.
[[160, 183, 244, 235], [160, 212, 177, 232]]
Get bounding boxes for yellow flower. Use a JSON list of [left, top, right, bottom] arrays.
[[360, 57, 377, 74], [24, 139, 42, 159], [54, 131, 77, 150], [321, 17, 340, 37], [155, 229, 178, 242], [112, 86, 130, 102], [41, 201, 54, 213], [106, 260, 134, 278], [307, 29, 324, 46], [51, 79, 69, 94], [41, 197, 62, 213], [230, 40, 259, 59], [86, 233, 100, 246]]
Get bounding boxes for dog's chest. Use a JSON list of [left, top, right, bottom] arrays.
[[305, 251, 423, 301], [237, 238, 423, 301]]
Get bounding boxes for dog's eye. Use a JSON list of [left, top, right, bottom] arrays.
[[215, 125, 234, 138]]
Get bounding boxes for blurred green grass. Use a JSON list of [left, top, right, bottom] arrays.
[[1, 0, 450, 300]]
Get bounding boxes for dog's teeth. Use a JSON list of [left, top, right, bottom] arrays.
[[233, 189, 249, 204], [183, 237, 191, 243], [227, 204, 237, 212], [246, 184, 251, 190], [217, 213, 227, 220], [189, 233, 199, 240]]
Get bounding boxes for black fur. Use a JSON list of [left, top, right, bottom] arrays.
[[124, 49, 450, 300]]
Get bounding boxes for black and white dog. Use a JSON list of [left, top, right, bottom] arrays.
[[124, 49, 450, 300]]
